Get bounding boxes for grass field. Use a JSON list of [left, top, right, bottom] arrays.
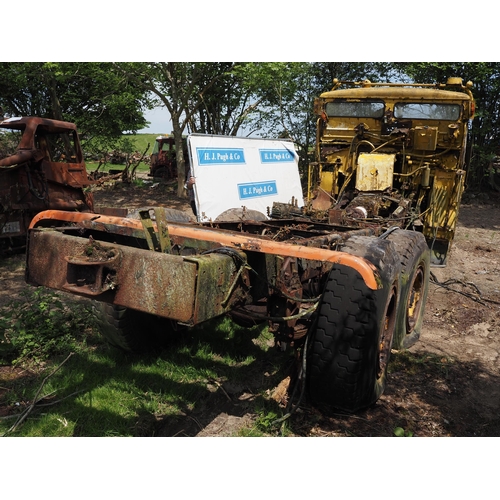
[[0, 267, 288, 437], [124, 133, 161, 152]]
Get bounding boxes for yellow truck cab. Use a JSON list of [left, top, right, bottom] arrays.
[[307, 77, 475, 265]]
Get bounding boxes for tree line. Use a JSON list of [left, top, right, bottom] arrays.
[[1, 62, 498, 195]]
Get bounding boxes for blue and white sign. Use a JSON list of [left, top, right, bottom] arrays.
[[197, 148, 245, 165], [259, 149, 295, 163], [188, 134, 304, 222], [238, 181, 278, 199]]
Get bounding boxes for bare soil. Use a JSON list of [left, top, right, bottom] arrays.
[[2, 178, 500, 436]]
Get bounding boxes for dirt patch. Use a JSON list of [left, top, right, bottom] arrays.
[[2, 179, 500, 436], [92, 177, 194, 217]]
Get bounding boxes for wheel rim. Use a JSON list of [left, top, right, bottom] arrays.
[[377, 285, 397, 379], [406, 265, 425, 334]]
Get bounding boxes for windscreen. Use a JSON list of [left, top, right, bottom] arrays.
[[35, 130, 79, 163], [325, 100, 385, 118], [394, 102, 461, 121], [0, 129, 22, 159]]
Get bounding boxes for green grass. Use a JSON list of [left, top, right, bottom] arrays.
[[123, 133, 160, 153], [0, 290, 287, 437], [85, 161, 150, 174]]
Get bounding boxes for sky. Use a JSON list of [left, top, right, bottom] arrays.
[[141, 107, 172, 135]]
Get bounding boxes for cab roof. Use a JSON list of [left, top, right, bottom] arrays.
[[319, 86, 472, 102], [0, 116, 78, 133]]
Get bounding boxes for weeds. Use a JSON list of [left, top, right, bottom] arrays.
[[132, 178, 146, 188], [394, 426, 414, 437], [0, 288, 96, 367], [237, 410, 280, 437]]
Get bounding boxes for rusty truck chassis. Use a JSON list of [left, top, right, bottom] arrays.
[[26, 209, 383, 346]]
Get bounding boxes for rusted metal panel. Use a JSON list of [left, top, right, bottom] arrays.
[[26, 228, 252, 325], [112, 246, 197, 323], [26, 229, 197, 322], [184, 251, 249, 323]]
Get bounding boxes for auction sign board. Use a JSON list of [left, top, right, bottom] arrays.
[[187, 134, 304, 221]]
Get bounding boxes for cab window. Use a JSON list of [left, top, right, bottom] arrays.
[[394, 102, 461, 121], [325, 100, 385, 118]]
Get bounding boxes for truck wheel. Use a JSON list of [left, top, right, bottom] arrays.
[[307, 237, 400, 412], [385, 230, 430, 349], [94, 302, 171, 352]]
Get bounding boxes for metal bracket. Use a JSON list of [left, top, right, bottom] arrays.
[[139, 208, 172, 253]]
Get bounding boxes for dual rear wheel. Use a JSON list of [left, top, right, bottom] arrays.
[[307, 231, 430, 412]]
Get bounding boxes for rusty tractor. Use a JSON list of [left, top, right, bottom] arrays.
[[0, 117, 94, 255], [149, 135, 188, 181]]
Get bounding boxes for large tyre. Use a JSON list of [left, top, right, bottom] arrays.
[[307, 237, 400, 412], [385, 230, 430, 349], [94, 302, 174, 352]]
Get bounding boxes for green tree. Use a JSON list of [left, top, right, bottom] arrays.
[[115, 62, 237, 197], [187, 62, 312, 138], [0, 62, 150, 157], [187, 62, 250, 136]]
